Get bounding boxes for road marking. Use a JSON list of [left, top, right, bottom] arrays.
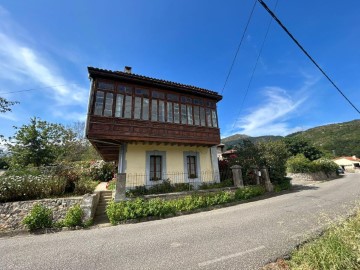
[[198, 245, 266, 268]]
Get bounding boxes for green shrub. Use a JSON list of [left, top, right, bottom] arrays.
[[286, 154, 314, 173], [234, 186, 265, 200], [89, 160, 115, 181], [62, 204, 83, 227], [274, 177, 292, 192], [107, 189, 259, 224], [74, 177, 98, 195], [22, 203, 53, 230], [313, 158, 339, 175], [199, 179, 233, 190], [107, 179, 116, 191], [0, 174, 66, 202], [126, 180, 193, 197], [287, 155, 339, 175]]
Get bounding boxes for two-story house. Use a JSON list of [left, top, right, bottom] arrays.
[[86, 66, 222, 189]]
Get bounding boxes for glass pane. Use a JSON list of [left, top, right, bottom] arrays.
[[124, 95, 132, 118], [194, 106, 200, 125], [98, 81, 114, 90], [200, 107, 206, 126], [94, 91, 104, 116], [151, 100, 158, 121], [167, 102, 173, 123], [167, 94, 179, 102], [135, 88, 149, 97], [142, 98, 149, 120], [181, 104, 187, 124], [152, 91, 165, 99], [212, 110, 218, 128], [103, 93, 113, 117], [206, 108, 212, 127], [134, 97, 141, 119], [115, 94, 124, 117], [173, 103, 180, 124], [159, 100, 165, 122], [187, 105, 193, 125], [118, 85, 133, 95]]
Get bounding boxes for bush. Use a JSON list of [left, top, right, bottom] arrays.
[[22, 203, 53, 230], [89, 160, 115, 182], [313, 158, 339, 175], [0, 174, 66, 202], [286, 154, 314, 173], [126, 180, 193, 197], [199, 179, 233, 190], [274, 177, 292, 192], [234, 186, 265, 200], [73, 177, 98, 195], [287, 155, 339, 175], [62, 204, 83, 227], [107, 188, 267, 224]]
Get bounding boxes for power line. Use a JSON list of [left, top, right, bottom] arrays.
[[0, 83, 79, 95], [231, 0, 279, 133], [258, 0, 360, 114], [220, 0, 257, 95]]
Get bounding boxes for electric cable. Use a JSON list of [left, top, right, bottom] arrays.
[[258, 0, 360, 114], [231, 0, 279, 133], [221, 0, 258, 95]]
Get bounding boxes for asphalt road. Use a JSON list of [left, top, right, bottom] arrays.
[[1, 173, 360, 270]]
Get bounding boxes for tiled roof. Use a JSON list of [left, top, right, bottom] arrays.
[[335, 156, 360, 161], [88, 66, 222, 100]]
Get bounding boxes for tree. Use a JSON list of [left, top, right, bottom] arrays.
[[58, 121, 100, 162], [7, 117, 72, 167], [257, 140, 289, 182], [0, 97, 18, 113], [283, 137, 323, 161]]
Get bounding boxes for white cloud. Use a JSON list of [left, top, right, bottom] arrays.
[[0, 6, 87, 109], [226, 87, 307, 137]]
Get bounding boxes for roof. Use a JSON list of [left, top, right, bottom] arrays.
[[88, 66, 222, 101], [222, 149, 237, 155], [334, 156, 360, 162]]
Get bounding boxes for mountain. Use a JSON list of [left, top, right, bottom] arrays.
[[221, 119, 360, 157], [288, 119, 360, 157], [221, 134, 282, 148]]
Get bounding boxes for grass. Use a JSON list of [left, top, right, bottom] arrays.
[[264, 208, 360, 269]]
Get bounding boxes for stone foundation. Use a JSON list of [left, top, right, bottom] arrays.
[[0, 197, 82, 232], [287, 172, 337, 181]]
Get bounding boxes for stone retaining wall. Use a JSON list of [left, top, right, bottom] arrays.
[[287, 172, 337, 181], [0, 197, 82, 232]]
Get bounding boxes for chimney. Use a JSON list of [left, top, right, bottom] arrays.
[[124, 66, 132, 74]]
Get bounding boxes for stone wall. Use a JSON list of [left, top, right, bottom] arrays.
[[287, 172, 337, 181], [0, 197, 82, 232]]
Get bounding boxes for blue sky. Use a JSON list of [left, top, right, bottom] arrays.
[[0, 0, 359, 141]]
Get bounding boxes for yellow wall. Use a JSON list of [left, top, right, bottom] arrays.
[[125, 143, 212, 174], [124, 143, 214, 187]]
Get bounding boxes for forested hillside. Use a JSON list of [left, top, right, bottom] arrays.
[[221, 119, 360, 157], [288, 120, 360, 157]]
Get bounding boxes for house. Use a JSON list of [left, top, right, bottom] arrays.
[[222, 149, 238, 160], [217, 144, 225, 160], [333, 156, 360, 171], [85, 66, 222, 190]]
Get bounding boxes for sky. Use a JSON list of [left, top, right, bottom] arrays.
[[0, 0, 359, 141]]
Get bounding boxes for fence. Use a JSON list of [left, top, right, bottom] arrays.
[[125, 170, 233, 190]]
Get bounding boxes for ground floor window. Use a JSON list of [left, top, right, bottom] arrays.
[[146, 151, 167, 183], [150, 155, 162, 181], [183, 151, 200, 180], [187, 156, 197, 178]]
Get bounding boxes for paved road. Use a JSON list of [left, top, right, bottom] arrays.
[[1, 174, 360, 270]]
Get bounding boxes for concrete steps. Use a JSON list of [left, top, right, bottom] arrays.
[[94, 191, 113, 224]]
